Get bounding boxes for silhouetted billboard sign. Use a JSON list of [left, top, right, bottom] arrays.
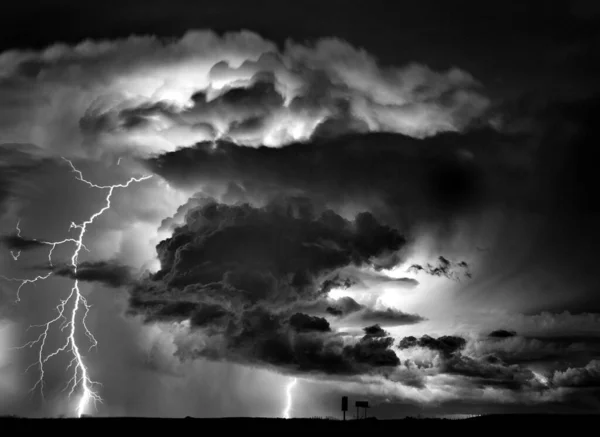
[[355, 401, 369, 408], [341, 396, 348, 411]]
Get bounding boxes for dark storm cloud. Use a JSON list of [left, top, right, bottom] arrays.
[[149, 196, 405, 292], [324, 296, 363, 316], [394, 327, 600, 394], [442, 355, 535, 390], [408, 256, 471, 281], [349, 308, 425, 326], [145, 129, 514, 243], [289, 313, 330, 332], [489, 329, 517, 338], [302, 295, 424, 327], [146, 131, 488, 204], [347, 326, 399, 367], [363, 324, 387, 337], [399, 334, 466, 357], [130, 196, 412, 376], [165, 305, 402, 376], [144, 96, 600, 291], [398, 333, 540, 390], [0, 1, 597, 418], [466, 334, 600, 367], [0, 235, 45, 251], [53, 261, 133, 288]]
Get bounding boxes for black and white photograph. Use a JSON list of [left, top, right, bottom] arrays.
[[1, 0, 599, 432]]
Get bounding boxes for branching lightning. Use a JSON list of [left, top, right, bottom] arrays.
[[282, 377, 297, 419], [1, 158, 151, 417]]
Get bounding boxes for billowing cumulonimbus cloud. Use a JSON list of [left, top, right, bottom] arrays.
[[129, 196, 412, 376], [0, 30, 490, 159]]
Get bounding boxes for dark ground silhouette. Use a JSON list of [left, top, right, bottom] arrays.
[[1, 415, 598, 432]]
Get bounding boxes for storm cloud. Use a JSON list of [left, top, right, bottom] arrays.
[[1, 4, 599, 418], [398, 334, 467, 357], [129, 196, 413, 377], [0, 30, 490, 161]]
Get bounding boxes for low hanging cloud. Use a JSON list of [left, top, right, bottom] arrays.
[[396, 329, 600, 394], [0, 30, 490, 160], [0, 234, 46, 252], [297, 295, 425, 327], [407, 256, 471, 281], [52, 260, 134, 288], [489, 329, 518, 338], [464, 334, 600, 366], [397, 333, 541, 390], [399, 334, 467, 357]]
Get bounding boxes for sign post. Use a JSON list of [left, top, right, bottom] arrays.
[[341, 396, 348, 421], [355, 401, 369, 419]]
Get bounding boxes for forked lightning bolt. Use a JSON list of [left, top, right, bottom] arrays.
[[283, 377, 297, 419], [2, 158, 151, 417]]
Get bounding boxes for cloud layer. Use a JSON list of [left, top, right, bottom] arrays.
[[0, 30, 490, 160]]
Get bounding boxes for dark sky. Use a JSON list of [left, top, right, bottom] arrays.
[[2, 1, 597, 86], [1, 0, 599, 419]]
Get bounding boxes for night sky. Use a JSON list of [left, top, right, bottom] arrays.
[[1, 0, 600, 418]]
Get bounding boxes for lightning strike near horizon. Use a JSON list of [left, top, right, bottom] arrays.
[[2, 158, 152, 417], [282, 377, 297, 419]]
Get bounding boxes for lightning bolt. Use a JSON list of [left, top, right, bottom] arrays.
[[3, 225, 89, 302], [282, 377, 297, 419], [10, 220, 22, 261], [532, 371, 549, 386], [2, 158, 152, 417]]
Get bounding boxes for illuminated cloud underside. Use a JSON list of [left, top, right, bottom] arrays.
[[0, 30, 490, 160]]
